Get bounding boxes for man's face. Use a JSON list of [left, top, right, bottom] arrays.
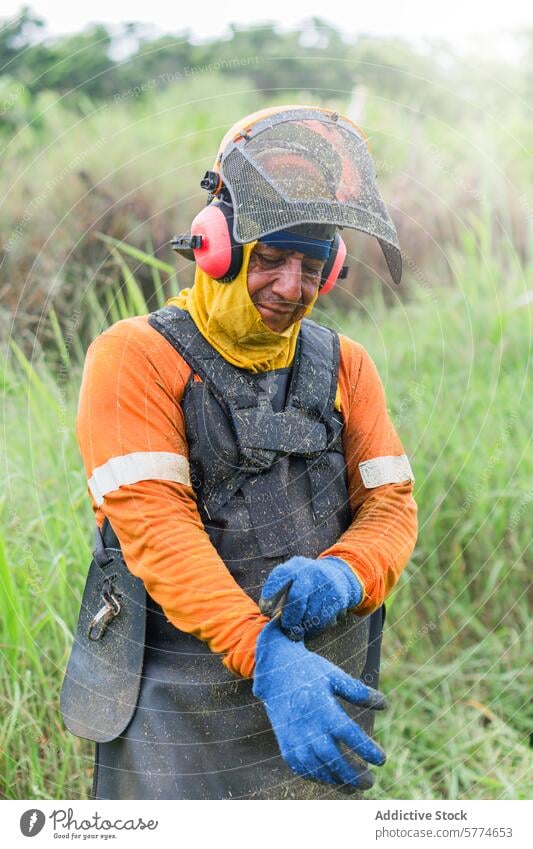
[[247, 242, 325, 333]]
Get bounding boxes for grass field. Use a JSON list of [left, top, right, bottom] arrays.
[[1, 209, 531, 799]]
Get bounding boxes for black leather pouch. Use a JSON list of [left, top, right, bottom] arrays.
[[60, 520, 146, 742]]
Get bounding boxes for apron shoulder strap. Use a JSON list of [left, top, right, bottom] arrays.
[[148, 306, 258, 412], [288, 318, 340, 424]]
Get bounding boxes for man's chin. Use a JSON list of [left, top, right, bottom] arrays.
[[255, 304, 300, 333]]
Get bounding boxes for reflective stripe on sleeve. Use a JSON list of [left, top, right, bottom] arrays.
[[358, 454, 414, 489], [88, 451, 191, 506]]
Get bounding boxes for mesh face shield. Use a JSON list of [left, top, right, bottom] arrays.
[[218, 107, 402, 284]]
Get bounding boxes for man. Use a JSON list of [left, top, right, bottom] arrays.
[[61, 105, 417, 800]]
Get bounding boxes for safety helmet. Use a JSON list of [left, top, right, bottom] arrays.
[[172, 104, 402, 289]]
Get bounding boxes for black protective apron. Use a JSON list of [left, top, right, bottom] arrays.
[[86, 306, 385, 799]]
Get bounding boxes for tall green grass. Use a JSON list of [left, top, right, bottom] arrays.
[[1, 220, 531, 799]]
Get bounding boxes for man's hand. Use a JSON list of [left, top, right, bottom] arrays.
[[253, 619, 387, 789], [259, 555, 363, 640]]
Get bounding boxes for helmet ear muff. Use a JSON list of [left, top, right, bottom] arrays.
[[190, 201, 243, 282], [319, 233, 347, 295]]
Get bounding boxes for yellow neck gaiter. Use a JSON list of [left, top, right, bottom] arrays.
[[166, 241, 318, 373]]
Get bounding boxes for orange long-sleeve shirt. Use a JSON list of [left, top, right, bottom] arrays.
[[76, 315, 417, 679]]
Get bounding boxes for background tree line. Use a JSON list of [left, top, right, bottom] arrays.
[[4, 5, 531, 132]]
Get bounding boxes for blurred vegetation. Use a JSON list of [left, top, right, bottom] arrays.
[[2, 7, 499, 108], [1, 8, 532, 348], [0, 6, 531, 800]]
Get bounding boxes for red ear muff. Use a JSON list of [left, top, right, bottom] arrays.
[[190, 201, 243, 282], [319, 233, 347, 295], [174, 203, 348, 288]]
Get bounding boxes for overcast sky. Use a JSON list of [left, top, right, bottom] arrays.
[[2, 0, 532, 58]]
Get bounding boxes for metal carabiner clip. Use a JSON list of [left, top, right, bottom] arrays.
[[88, 590, 121, 641]]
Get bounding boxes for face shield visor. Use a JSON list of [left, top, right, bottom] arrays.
[[215, 107, 402, 284]]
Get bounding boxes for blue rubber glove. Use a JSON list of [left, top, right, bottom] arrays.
[[253, 619, 387, 789], [259, 555, 363, 640]]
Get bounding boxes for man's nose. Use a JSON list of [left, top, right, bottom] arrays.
[[270, 257, 304, 302]]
